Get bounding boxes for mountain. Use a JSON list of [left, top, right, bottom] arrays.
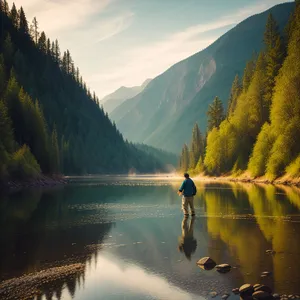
[[113, 3, 294, 154], [0, 3, 167, 181], [101, 79, 151, 114]]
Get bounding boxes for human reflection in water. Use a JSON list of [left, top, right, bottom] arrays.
[[178, 216, 197, 260]]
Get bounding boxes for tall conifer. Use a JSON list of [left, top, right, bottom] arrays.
[[207, 96, 225, 131]]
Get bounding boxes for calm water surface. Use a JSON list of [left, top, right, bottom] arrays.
[[1, 176, 300, 300]]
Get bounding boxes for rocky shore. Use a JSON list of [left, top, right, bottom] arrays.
[[0, 263, 85, 300]]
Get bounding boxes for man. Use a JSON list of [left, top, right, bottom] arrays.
[[178, 173, 196, 216]]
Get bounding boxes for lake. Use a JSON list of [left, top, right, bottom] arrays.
[[0, 176, 300, 300]]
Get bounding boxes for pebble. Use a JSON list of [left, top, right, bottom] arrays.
[[222, 293, 230, 299], [273, 294, 280, 299], [261, 271, 271, 276], [209, 291, 218, 298], [232, 288, 240, 294]]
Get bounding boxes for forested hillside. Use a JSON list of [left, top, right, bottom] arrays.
[[0, 1, 168, 182], [179, 1, 300, 180], [112, 3, 294, 153]]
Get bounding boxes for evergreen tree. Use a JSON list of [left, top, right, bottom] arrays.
[[51, 126, 60, 173], [263, 13, 284, 120], [10, 3, 18, 28], [19, 7, 29, 36], [30, 17, 39, 44], [227, 74, 242, 117], [46, 38, 51, 56], [189, 123, 203, 169], [0, 55, 5, 94], [54, 39, 61, 64], [242, 58, 256, 92], [0, 99, 14, 152], [179, 144, 189, 171], [3, 0, 9, 15], [38, 31, 47, 53], [3, 33, 14, 66], [207, 96, 224, 131]]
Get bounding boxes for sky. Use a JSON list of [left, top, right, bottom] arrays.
[[11, 0, 292, 99]]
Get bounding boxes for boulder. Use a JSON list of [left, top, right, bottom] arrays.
[[197, 257, 216, 270], [253, 291, 272, 300], [240, 284, 254, 298], [216, 264, 231, 273]]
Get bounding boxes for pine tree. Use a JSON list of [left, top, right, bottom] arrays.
[[30, 17, 39, 44], [54, 39, 61, 64], [46, 38, 51, 56], [51, 126, 60, 173], [227, 74, 241, 117], [265, 3, 300, 179], [10, 3, 19, 28], [179, 144, 189, 171], [3, 33, 14, 66], [242, 57, 256, 92], [0, 55, 5, 94], [207, 96, 225, 131], [189, 123, 203, 169], [0, 99, 14, 152], [19, 7, 29, 36], [38, 31, 47, 53], [3, 0, 9, 15], [263, 13, 284, 120]]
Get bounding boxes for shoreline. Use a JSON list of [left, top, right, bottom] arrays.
[[0, 175, 68, 191], [191, 173, 300, 187]]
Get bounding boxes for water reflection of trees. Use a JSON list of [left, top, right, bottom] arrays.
[[0, 187, 113, 299], [202, 182, 300, 294]]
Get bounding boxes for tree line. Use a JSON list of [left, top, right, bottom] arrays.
[[0, 1, 168, 182], [179, 1, 300, 180]]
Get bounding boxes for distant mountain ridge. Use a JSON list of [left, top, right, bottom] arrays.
[[112, 3, 294, 154], [101, 79, 151, 114]]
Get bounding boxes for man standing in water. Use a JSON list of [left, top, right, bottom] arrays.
[[178, 173, 197, 216]]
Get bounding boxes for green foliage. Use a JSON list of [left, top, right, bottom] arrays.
[[179, 144, 189, 172], [9, 145, 41, 180], [286, 155, 300, 178], [10, 3, 18, 28], [0, 2, 166, 183], [207, 96, 225, 131], [204, 128, 222, 174], [19, 7, 29, 36], [263, 13, 284, 120], [248, 123, 275, 177], [227, 74, 242, 117], [242, 57, 256, 92], [189, 123, 204, 169], [266, 118, 300, 179]]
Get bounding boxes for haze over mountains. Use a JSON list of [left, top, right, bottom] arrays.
[[101, 79, 151, 114], [109, 3, 294, 154]]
